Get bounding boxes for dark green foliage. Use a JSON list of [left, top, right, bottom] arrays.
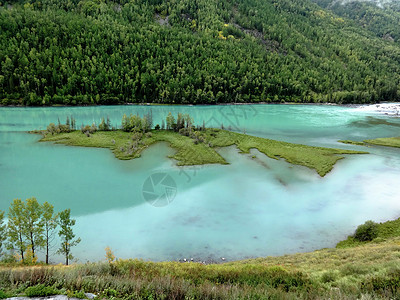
[[0, 289, 10, 299], [354, 220, 379, 242], [67, 290, 87, 299], [338, 217, 400, 248], [25, 284, 60, 297], [313, 0, 400, 43], [0, 0, 400, 105], [362, 269, 400, 297]]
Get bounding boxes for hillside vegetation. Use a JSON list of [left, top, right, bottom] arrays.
[[1, 0, 400, 105], [312, 0, 400, 43]]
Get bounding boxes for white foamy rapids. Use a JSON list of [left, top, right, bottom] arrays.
[[352, 103, 400, 116]]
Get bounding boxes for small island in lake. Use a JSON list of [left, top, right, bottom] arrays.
[[340, 137, 400, 148], [32, 113, 368, 177]]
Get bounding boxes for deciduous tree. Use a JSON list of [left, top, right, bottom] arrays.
[[7, 199, 27, 262], [57, 209, 81, 265], [42, 202, 58, 264]]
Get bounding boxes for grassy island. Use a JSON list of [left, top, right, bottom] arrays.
[[364, 136, 400, 148], [33, 113, 367, 177], [339, 137, 400, 149]]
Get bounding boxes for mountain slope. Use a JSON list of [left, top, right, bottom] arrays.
[[312, 0, 400, 42], [1, 0, 400, 105]]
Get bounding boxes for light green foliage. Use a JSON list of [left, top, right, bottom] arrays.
[[166, 112, 175, 130], [57, 209, 81, 265], [98, 117, 111, 131], [340, 137, 400, 148], [45, 118, 71, 136], [7, 199, 27, 262], [42, 202, 58, 264], [24, 197, 45, 258], [3, 236, 400, 298], [24, 284, 60, 297], [338, 140, 366, 146], [0, 211, 5, 258], [364, 137, 400, 148], [122, 114, 151, 132]]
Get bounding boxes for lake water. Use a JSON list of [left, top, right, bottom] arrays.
[[0, 104, 400, 263]]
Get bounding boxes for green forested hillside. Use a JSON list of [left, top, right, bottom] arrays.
[[312, 0, 400, 43], [1, 0, 400, 105]]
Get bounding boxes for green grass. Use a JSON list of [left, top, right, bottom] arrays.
[[3, 216, 400, 299], [338, 140, 366, 146], [337, 218, 400, 248], [339, 137, 400, 148], [364, 136, 400, 148], [36, 129, 367, 177], [2, 236, 400, 299]]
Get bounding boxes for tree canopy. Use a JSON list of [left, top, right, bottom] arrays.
[[1, 0, 400, 105]]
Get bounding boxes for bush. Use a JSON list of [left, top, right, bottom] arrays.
[[81, 124, 97, 134], [25, 284, 60, 297], [67, 290, 87, 299], [58, 124, 71, 133], [98, 117, 111, 131], [0, 289, 11, 299], [354, 220, 378, 242], [320, 271, 337, 283], [46, 123, 57, 135]]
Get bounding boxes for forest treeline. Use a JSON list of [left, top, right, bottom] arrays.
[[1, 0, 400, 105], [0, 197, 80, 265]]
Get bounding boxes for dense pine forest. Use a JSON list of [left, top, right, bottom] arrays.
[[1, 0, 400, 105]]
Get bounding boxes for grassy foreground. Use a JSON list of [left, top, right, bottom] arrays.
[[340, 136, 400, 148], [2, 236, 400, 299], [37, 129, 366, 176]]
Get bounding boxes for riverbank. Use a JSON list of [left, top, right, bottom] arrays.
[[2, 101, 395, 108], [2, 227, 400, 299], [34, 128, 367, 177]]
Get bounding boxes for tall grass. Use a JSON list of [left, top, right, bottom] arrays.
[[2, 238, 400, 300]]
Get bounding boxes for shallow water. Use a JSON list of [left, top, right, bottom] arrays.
[[0, 104, 400, 263]]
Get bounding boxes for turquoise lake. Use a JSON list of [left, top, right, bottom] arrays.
[[1, 104, 400, 263]]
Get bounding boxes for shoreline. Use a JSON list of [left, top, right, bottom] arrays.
[[1, 101, 399, 108], [0, 101, 392, 108]]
